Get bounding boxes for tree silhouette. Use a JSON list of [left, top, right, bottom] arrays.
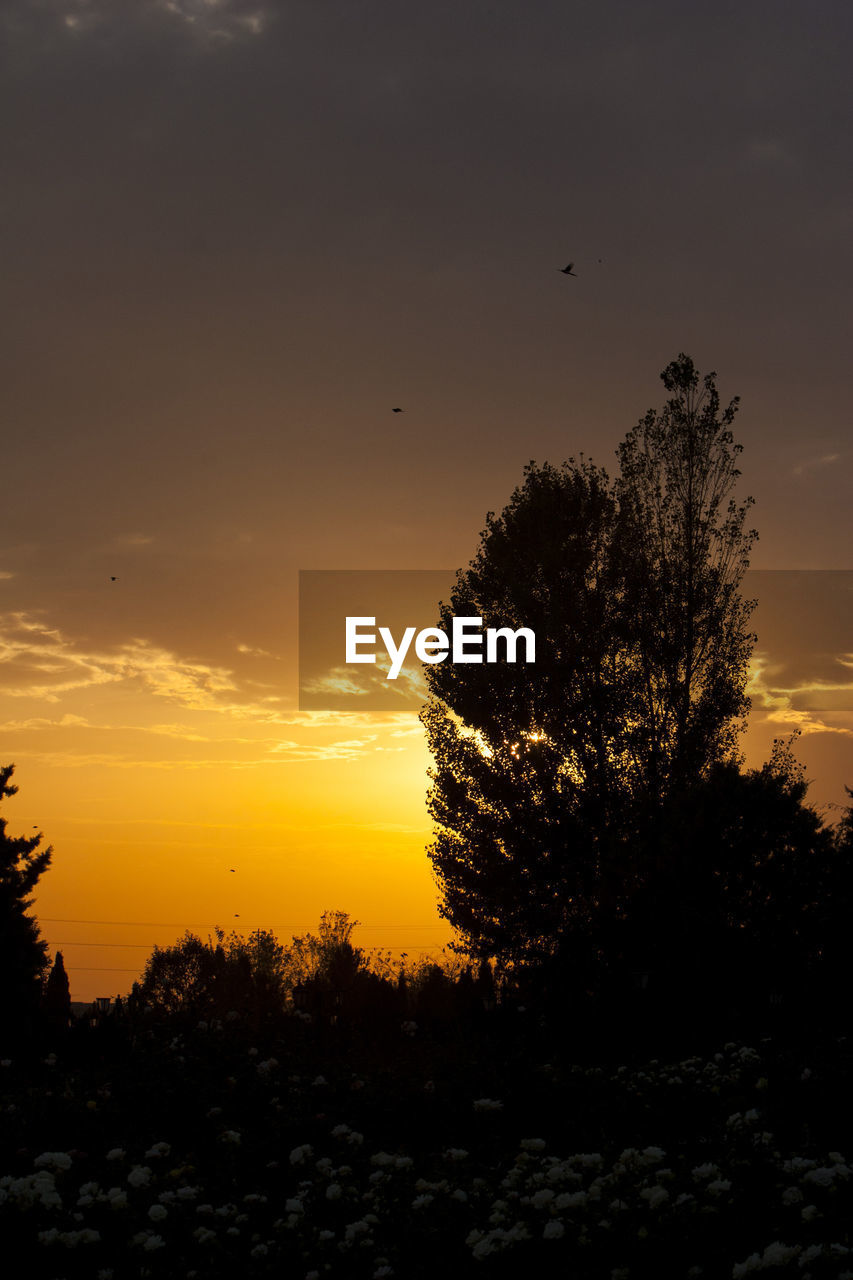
[[616, 354, 757, 804], [43, 950, 71, 1032], [132, 926, 291, 1021], [0, 764, 52, 1043], [422, 356, 758, 970]]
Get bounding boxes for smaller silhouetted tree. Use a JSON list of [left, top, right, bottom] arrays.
[[0, 764, 52, 1045], [43, 951, 71, 1032]]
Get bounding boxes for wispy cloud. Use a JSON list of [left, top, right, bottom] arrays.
[[19, 743, 377, 769], [269, 737, 377, 762], [748, 654, 853, 738], [114, 533, 154, 548], [792, 453, 842, 477], [301, 659, 429, 705], [0, 713, 90, 731], [0, 612, 239, 708], [236, 643, 281, 659]]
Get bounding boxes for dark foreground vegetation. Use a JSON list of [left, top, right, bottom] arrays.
[[3, 909, 853, 1280]]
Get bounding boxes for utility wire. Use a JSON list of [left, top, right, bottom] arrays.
[[41, 916, 448, 929]]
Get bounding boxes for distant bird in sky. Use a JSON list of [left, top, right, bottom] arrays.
[[234, 913, 240, 917], [229, 869, 236, 873], [560, 263, 577, 276], [392, 407, 404, 413], [110, 576, 118, 581]]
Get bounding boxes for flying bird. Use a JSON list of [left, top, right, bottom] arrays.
[[110, 576, 118, 581], [392, 407, 404, 413], [560, 263, 577, 276], [229, 869, 236, 873]]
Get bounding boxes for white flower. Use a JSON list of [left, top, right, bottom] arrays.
[[707, 1180, 732, 1197], [543, 1221, 565, 1239], [127, 1166, 152, 1188], [801, 1205, 818, 1222], [412, 1194, 433, 1209], [531, 1189, 554, 1208], [401, 1021, 418, 1036], [143, 1234, 165, 1251], [452, 1188, 468, 1202], [521, 1138, 546, 1152], [144, 1142, 171, 1159], [445, 1148, 469, 1161], [105, 1149, 125, 1162], [804, 1167, 836, 1187], [34, 1151, 72, 1171], [473, 1098, 503, 1112], [761, 1242, 799, 1267], [220, 1130, 241, 1145], [640, 1186, 669, 1209], [692, 1163, 719, 1181], [326, 1183, 343, 1201], [289, 1144, 313, 1165], [148, 1204, 168, 1222], [557, 1188, 588, 1210], [250, 1244, 269, 1258], [781, 1187, 802, 1205]]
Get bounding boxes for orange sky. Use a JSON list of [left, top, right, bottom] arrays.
[[2, 1, 852, 999], [1, 570, 851, 1001]]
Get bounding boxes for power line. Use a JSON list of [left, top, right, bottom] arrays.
[[41, 916, 448, 929], [56, 939, 450, 950], [67, 966, 144, 973]]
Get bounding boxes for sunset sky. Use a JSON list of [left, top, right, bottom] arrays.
[[2, 0, 852, 1000]]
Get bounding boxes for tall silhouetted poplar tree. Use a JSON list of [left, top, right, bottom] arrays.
[[422, 356, 757, 968], [0, 765, 52, 1040], [616, 354, 757, 805]]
